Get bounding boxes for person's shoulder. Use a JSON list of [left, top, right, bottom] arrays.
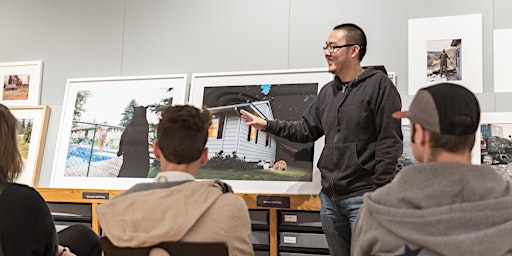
[[359, 66, 391, 84], [208, 181, 247, 208], [1, 182, 49, 209], [2, 182, 42, 198]]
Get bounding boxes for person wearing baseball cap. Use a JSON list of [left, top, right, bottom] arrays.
[[352, 83, 512, 256]]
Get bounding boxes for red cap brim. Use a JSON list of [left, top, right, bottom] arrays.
[[392, 111, 408, 119]]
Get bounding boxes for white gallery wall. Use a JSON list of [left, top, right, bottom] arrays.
[[0, 0, 511, 187]]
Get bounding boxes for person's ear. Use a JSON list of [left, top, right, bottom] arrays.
[[153, 141, 161, 160], [199, 148, 209, 166], [414, 124, 428, 146], [351, 45, 361, 58]]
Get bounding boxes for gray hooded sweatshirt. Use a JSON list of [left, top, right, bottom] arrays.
[[352, 162, 512, 256]]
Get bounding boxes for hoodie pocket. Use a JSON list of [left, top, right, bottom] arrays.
[[318, 143, 371, 193]]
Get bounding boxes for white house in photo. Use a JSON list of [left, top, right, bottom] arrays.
[[206, 100, 277, 164]]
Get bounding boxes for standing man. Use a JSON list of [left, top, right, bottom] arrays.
[[240, 23, 403, 255], [352, 83, 512, 256], [439, 49, 450, 78]]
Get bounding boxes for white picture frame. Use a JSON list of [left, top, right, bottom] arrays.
[[50, 74, 187, 189], [493, 29, 512, 93], [9, 105, 51, 186], [408, 14, 482, 95], [1, 60, 43, 105], [189, 68, 333, 194]]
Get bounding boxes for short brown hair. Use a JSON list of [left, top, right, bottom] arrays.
[[0, 104, 23, 182], [157, 105, 211, 164], [426, 116, 476, 158]]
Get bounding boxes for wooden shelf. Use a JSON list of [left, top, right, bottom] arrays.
[[36, 188, 321, 256]]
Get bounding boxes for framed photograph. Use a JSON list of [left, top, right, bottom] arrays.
[[9, 105, 51, 186], [50, 74, 188, 189], [1, 61, 43, 105], [189, 68, 333, 194], [475, 112, 512, 180], [408, 14, 482, 95]]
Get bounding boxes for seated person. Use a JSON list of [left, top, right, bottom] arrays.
[[58, 225, 102, 256], [351, 83, 512, 255], [0, 103, 101, 256], [96, 105, 254, 256]]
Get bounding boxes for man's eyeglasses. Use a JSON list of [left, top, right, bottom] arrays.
[[323, 44, 360, 53]]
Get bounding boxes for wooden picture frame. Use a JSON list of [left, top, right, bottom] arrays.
[[9, 105, 51, 186]]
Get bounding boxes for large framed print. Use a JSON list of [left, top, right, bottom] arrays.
[[1, 61, 43, 105], [50, 74, 187, 189], [408, 14, 482, 94], [9, 105, 51, 186], [476, 112, 512, 180], [190, 68, 333, 194]]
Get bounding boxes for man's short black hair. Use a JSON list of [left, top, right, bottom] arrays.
[[333, 23, 367, 61]]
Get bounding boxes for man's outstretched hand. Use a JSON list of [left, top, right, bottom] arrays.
[[240, 109, 267, 130]]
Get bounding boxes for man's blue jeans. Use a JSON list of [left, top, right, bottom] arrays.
[[319, 191, 363, 256]]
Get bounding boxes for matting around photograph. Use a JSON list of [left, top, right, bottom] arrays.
[[190, 68, 333, 194], [50, 74, 187, 189], [1, 61, 43, 105], [408, 14, 482, 95], [494, 29, 512, 93]]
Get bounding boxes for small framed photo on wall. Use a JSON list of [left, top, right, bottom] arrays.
[[1, 61, 43, 105]]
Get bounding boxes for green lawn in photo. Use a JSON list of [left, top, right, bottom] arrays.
[[196, 166, 312, 181]]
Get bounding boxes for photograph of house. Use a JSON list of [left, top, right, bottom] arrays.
[[198, 82, 318, 182], [207, 101, 277, 163]]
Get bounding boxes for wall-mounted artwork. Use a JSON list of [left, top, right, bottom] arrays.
[[9, 105, 51, 186], [190, 68, 333, 194], [1, 61, 43, 105], [426, 39, 461, 82], [409, 14, 482, 95], [494, 29, 512, 93], [50, 74, 187, 189], [476, 112, 512, 181]]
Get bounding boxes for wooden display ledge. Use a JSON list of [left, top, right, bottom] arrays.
[[36, 188, 321, 256]]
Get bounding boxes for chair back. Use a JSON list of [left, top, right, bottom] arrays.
[[0, 234, 3, 256], [101, 236, 229, 256]]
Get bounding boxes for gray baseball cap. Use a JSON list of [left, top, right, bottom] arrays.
[[393, 83, 480, 136]]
